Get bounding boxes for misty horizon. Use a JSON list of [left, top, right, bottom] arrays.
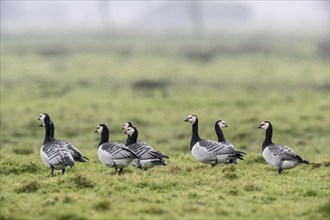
[[1, 1, 329, 34]]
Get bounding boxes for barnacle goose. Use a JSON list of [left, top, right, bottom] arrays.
[[124, 125, 169, 170], [215, 120, 245, 164], [184, 114, 244, 166], [122, 122, 134, 144], [95, 124, 138, 174], [39, 119, 88, 163], [258, 121, 309, 174], [38, 113, 75, 175]]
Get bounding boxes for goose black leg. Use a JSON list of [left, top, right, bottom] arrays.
[[118, 168, 123, 174], [278, 168, 283, 174], [50, 165, 55, 176], [113, 162, 120, 175], [211, 159, 218, 167], [137, 161, 142, 169], [62, 169, 66, 175]]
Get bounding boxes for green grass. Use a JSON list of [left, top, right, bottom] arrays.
[[1, 33, 329, 219]]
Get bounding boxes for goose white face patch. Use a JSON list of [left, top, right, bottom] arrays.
[[126, 127, 135, 136], [123, 122, 130, 131], [39, 113, 46, 121], [96, 125, 103, 134], [217, 120, 227, 128], [185, 115, 197, 124], [259, 121, 270, 130]]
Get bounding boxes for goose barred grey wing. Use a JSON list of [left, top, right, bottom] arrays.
[[58, 140, 88, 162], [42, 141, 74, 167], [219, 141, 246, 164], [199, 139, 237, 155], [101, 142, 137, 159], [127, 142, 169, 159], [268, 144, 303, 161]]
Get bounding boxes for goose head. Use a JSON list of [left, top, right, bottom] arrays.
[[38, 113, 50, 126], [122, 122, 133, 132], [215, 120, 228, 129], [38, 113, 47, 121], [258, 121, 271, 130], [95, 124, 107, 134], [184, 114, 198, 124]]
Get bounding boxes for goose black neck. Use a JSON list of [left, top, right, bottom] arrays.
[[43, 116, 53, 145], [99, 127, 109, 146], [126, 127, 138, 146], [215, 125, 226, 142], [190, 121, 201, 150], [125, 135, 131, 146], [262, 126, 273, 151], [50, 120, 55, 139]]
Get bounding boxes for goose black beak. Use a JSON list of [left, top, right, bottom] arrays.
[[257, 125, 262, 129], [184, 118, 189, 122]]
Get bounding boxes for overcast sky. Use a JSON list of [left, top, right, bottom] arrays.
[[1, 1, 329, 33]]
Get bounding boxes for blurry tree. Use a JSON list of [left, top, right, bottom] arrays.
[[97, 0, 112, 32], [186, 1, 203, 36]]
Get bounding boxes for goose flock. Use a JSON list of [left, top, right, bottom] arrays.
[[38, 113, 309, 175]]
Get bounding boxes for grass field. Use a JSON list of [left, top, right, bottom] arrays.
[[1, 32, 329, 219]]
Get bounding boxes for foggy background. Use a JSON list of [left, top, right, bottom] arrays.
[[1, 1, 329, 35]]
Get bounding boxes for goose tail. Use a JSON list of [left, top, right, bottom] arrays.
[[297, 155, 309, 164], [235, 150, 246, 155], [233, 151, 246, 160], [152, 158, 167, 166], [160, 154, 169, 159], [64, 156, 75, 167], [302, 159, 309, 164], [74, 156, 89, 162]]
